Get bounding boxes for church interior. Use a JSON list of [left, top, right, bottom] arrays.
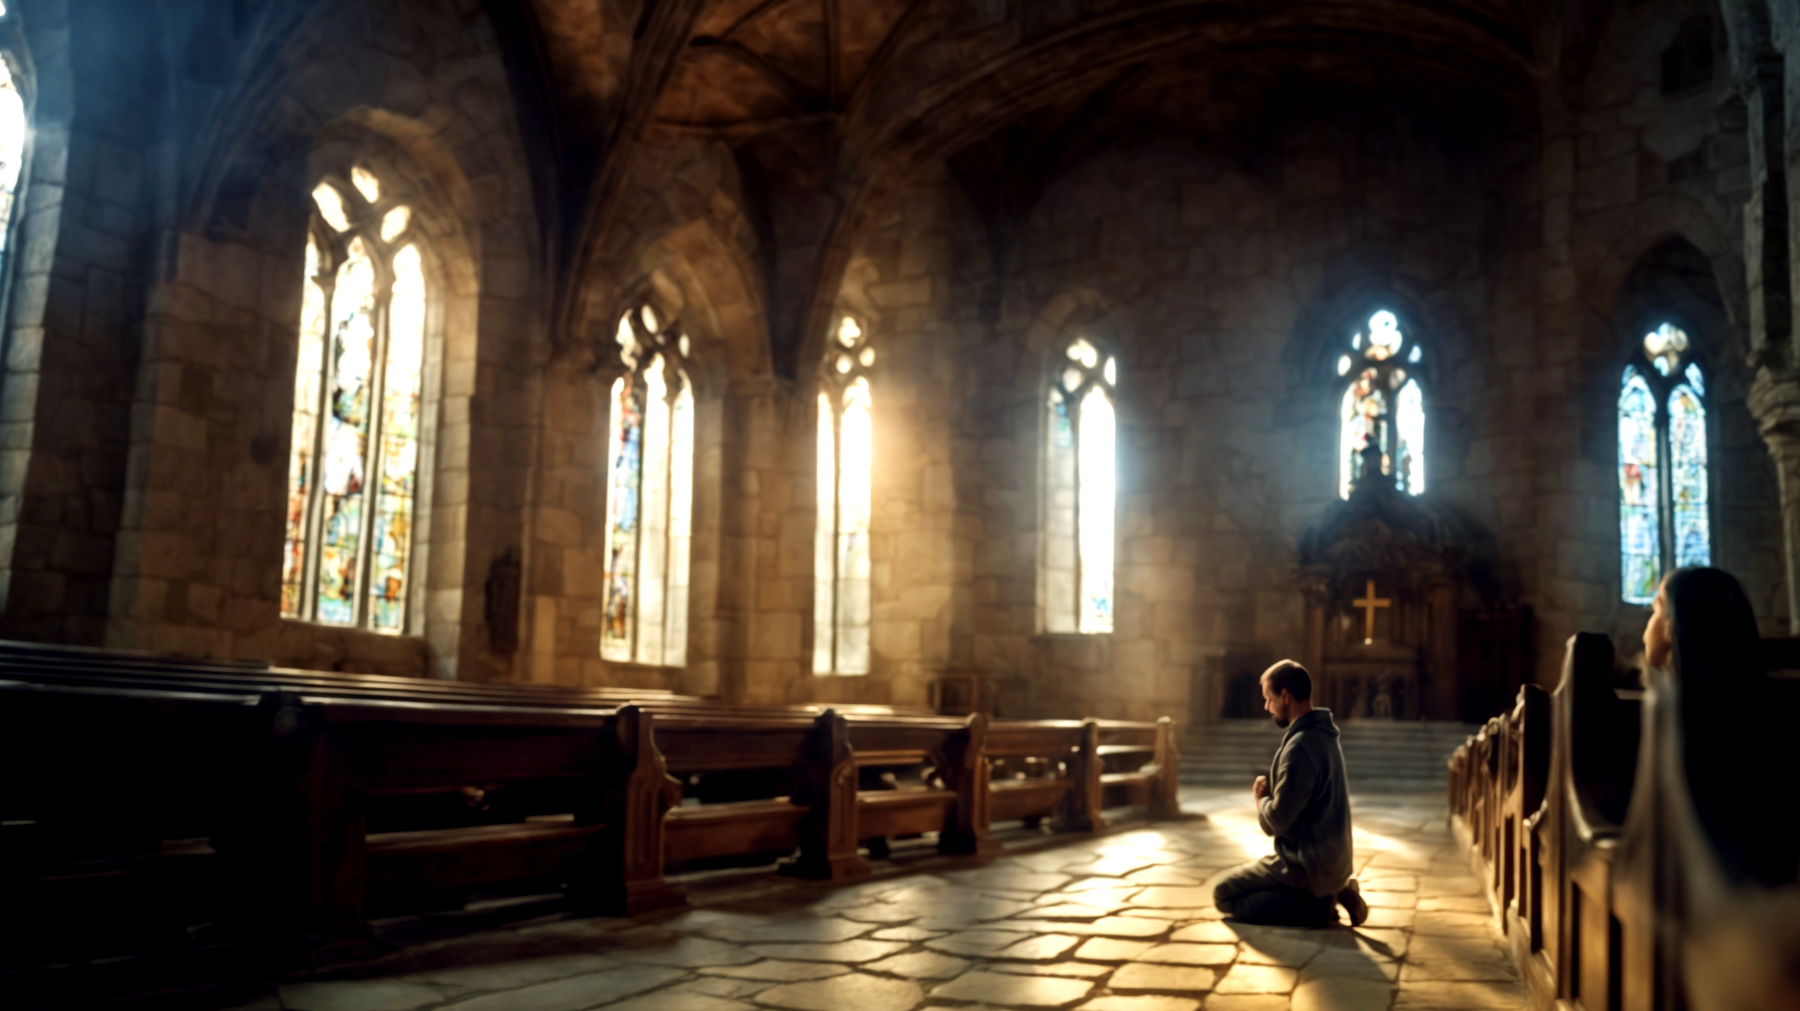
[[1, 0, 1798, 1008]]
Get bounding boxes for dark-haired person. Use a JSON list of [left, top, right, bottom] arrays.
[[1642, 566, 1792, 887], [1211, 660, 1369, 927]]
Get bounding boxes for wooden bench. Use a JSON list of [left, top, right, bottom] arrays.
[[1, 640, 1184, 977], [1096, 717, 1181, 819], [1450, 633, 1800, 1010]]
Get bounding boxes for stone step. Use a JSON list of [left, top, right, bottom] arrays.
[[1177, 719, 1473, 794]]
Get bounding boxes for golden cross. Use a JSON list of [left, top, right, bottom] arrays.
[[1351, 578, 1391, 645]]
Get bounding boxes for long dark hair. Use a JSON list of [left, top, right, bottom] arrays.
[[1664, 566, 1793, 885]]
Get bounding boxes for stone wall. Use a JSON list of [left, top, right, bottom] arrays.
[[0, 0, 1790, 727], [0, 0, 545, 679]]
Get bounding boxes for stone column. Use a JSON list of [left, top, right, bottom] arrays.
[[1752, 373, 1800, 632], [1741, 44, 1800, 632], [1742, 58, 1792, 368]]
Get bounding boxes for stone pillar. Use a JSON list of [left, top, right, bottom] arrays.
[[1752, 374, 1800, 632], [1741, 44, 1800, 632], [1742, 58, 1792, 370]]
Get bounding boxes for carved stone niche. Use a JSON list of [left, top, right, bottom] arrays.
[[1297, 443, 1476, 721]]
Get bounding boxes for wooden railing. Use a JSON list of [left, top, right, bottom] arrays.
[[0, 641, 1182, 976], [1448, 634, 1800, 1011]]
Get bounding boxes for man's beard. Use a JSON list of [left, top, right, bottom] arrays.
[[1272, 713, 1290, 729]]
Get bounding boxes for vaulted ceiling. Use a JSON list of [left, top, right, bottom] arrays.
[[507, 0, 1609, 368]]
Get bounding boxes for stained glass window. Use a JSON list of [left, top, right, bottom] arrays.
[[1619, 369, 1660, 605], [1339, 310, 1424, 498], [282, 167, 429, 632], [0, 57, 26, 281], [1617, 324, 1710, 604], [601, 308, 695, 667], [1042, 337, 1117, 634], [815, 318, 875, 673]]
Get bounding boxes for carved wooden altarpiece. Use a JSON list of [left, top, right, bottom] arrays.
[[1298, 442, 1468, 720]]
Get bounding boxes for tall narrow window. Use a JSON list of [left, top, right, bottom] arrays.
[[601, 306, 694, 666], [1618, 323, 1710, 604], [1042, 338, 1117, 634], [0, 56, 26, 281], [1337, 310, 1425, 498], [815, 317, 874, 674], [282, 168, 428, 631]]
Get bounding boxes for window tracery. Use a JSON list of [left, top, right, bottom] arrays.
[[1619, 323, 1710, 605], [1338, 310, 1425, 499], [601, 305, 694, 666], [814, 317, 874, 674], [282, 168, 428, 631], [1042, 337, 1116, 635]]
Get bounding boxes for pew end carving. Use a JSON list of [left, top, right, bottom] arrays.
[[592, 705, 686, 915], [780, 710, 872, 881]]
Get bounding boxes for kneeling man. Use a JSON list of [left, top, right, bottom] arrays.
[[1212, 661, 1368, 927]]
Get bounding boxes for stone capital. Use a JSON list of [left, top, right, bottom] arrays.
[[1749, 369, 1800, 445]]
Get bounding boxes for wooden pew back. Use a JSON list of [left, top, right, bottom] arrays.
[[1451, 632, 1800, 1011]]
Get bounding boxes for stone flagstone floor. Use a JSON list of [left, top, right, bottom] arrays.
[[236, 790, 1526, 1011]]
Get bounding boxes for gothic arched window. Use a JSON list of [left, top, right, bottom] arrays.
[[282, 168, 430, 631], [1042, 337, 1117, 634], [602, 306, 694, 666], [1338, 310, 1425, 499], [814, 317, 874, 674], [1619, 323, 1710, 605], [0, 53, 26, 282]]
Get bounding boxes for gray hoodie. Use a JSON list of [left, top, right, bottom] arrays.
[[1256, 707, 1355, 896]]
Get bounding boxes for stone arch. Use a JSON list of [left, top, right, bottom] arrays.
[[1604, 236, 1734, 369], [1600, 235, 1781, 630], [1020, 288, 1131, 363], [1285, 276, 1449, 390], [279, 122, 485, 648], [573, 141, 764, 364], [1277, 274, 1455, 501], [1582, 193, 1737, 336], [89, 0, 544, 679]]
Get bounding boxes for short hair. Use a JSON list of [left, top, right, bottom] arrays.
[[1261, 660, 1312, 702]]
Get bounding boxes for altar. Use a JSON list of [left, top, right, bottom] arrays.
[[1296, 441, 1483, 721]]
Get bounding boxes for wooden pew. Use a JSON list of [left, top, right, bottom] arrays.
[[987, 719, 1095, 830], [982, 716, 1182, 834], [2, 642, 1184, 981], [0, 677, 270, 972], [652, 709, 998, 881], [1096, 717, 1182, 819], [1450, 632, 1800, 1011]]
